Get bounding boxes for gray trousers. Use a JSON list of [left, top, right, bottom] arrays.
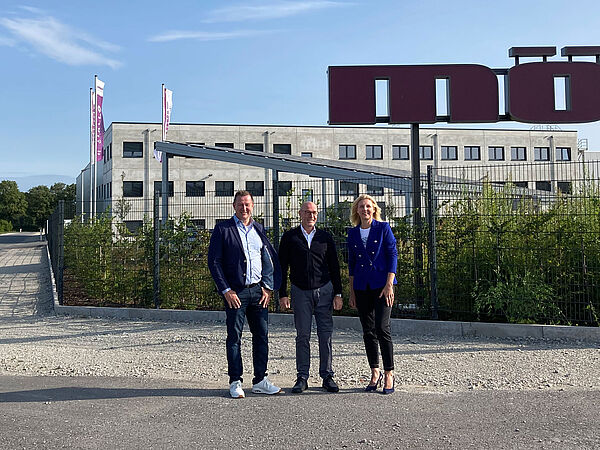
[[291, 281, 334, 380]]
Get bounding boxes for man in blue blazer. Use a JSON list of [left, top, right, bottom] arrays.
[[208, 190, 282, 398]]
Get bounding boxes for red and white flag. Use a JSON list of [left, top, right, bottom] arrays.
[[95, 78, 105, 162], [155, 85, 173, 162]]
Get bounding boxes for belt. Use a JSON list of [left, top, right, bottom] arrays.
[[245, 282, 259, 288]]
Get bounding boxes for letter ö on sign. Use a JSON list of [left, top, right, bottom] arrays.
[[328, 59, 600, 125], [508, 62, 600, 123]]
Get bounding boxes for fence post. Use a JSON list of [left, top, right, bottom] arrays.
[[272, 169, 280, 312], [321, 178, 327, 226], [57, 200, 64, 305], [153, 192, 161, 309], [411, 123, 424, 307], [426, 166, 439, 320]]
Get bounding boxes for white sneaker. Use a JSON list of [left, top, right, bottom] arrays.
[[229, 380, 245, 399], [251, 377, 282, 395]]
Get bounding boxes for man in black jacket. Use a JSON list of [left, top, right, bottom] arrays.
[[279, 201, 343, 393]]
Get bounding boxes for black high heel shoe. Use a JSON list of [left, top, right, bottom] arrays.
[[364, 372, 383, 392], [382, 374, 395, 395]]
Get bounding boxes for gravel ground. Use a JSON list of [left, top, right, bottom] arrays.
[[1, 314, 599, 393]]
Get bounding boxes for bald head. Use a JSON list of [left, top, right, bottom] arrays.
[[299, 201, 318, 231]]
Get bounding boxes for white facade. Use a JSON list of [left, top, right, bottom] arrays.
[[77, 122, 580, 228]]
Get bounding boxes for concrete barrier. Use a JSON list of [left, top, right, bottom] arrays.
[[52, 303, 600, 342]]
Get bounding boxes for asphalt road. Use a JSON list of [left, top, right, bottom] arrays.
[[1, 375, 599, 449]]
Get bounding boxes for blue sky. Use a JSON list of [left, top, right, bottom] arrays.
[[1, 0, 600, 188]]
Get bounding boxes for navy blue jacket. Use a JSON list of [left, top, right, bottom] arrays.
[[208, 217, 282, 294], [347, 219, 398, 291]]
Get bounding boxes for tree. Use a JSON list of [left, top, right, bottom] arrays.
[[26, 185, 54, 229], [51, 182, 76, 214], [0, 180, 27, 224]]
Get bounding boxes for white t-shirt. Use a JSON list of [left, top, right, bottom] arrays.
[[360, 227, 370, 247]]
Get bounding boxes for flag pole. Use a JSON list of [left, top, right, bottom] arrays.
[[89, 86, 94, 221], [92, 75, 98, 219], [161, 84, 168, 224]]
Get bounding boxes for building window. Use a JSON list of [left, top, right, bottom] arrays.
[[154, 181, 174, 197], [301, 189, 313, 202], [245, 143, 263, 152], [123, 181, 143, 197], [514, 181, 528, 189], [246, 181, 264, 197], [557, 181, 572, 194], [556, 147, 571, 161], [215, 142, 234, 148], [441, 146, 457, 160], [534, 147, 550, 161], [123, 142, 143, 158], [464, 146, 481, 161], [124, 220, 143, 233], [339, 144, 356, 160], [277, 181, 293, 196], [488, 146, 504, 161], [109, 182, 112, 198], [366, 145, 383, 160], [190, 219, 206, 229], [392, 145, 409, 160], [186, 181, 205, 197], [301, 152, 313, 158], [511, 147, 527, 161], [367, 185, 384, 196], [340, 181, 358, 196], [273, 144, 292, 154], [215, 181, 234, 197], [536, 181, 551, 192], [419, 146, 433, 160]]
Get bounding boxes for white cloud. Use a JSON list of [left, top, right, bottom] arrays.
[[0, 15, 121, 69], [148, 29, 272, 43], [203, 1, 346, 23]]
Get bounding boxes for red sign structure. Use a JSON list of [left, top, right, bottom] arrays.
[[328, 46, 600, 125]]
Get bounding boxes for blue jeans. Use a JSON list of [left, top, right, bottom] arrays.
[[225, 284, 268, 385]]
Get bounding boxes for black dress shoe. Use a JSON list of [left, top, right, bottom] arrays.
[[291, 377, 308, 393], [322, 376, 339, 393]]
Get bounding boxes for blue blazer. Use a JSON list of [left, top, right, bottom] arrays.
[[347, 219, 398, 291], [208, 217, 282, 294]]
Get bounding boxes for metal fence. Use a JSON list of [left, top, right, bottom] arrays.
[[430, 160, 600, 325], [47, 161, 600, 326]]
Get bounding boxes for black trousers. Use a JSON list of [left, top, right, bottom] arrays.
[[355, 286, 394, 371]]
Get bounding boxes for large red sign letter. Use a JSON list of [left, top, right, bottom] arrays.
[[508, 62, 600, 123], [328, 64, 499, 125]]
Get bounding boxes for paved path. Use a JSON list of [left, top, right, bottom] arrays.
[[0, 232, 53, 317], [1, 232, 599, 449], [1, 374, 598, 449]]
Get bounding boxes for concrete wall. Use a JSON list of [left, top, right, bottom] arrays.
[[78, 122, 580, 226]]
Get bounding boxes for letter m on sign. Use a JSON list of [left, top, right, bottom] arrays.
[[328, 65, 499, 125]]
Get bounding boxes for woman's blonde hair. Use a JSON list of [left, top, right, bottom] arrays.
[[350, 194, 382, 226]]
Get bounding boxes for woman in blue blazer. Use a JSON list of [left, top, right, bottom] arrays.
[[347, 194, 398, 394]]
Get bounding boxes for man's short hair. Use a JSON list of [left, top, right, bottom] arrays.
[[233, 190, 254, 203]]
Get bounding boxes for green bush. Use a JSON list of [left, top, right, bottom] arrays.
[[0, 219, 13, 233]]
